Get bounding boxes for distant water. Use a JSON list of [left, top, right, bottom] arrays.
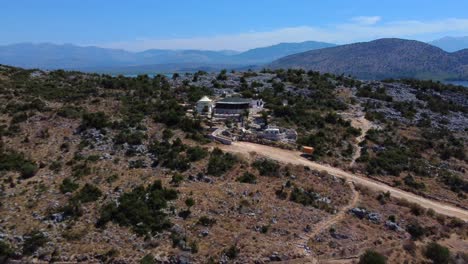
[[443, 80, 468, 87]]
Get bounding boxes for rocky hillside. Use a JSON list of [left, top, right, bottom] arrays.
[[0, 65, 466, 263], [270, 38, 468, 80]]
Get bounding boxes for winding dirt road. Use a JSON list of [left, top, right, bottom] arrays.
[[221, 142, 468, 221]]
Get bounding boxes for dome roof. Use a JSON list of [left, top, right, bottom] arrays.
[[198, 96, 212, 102]]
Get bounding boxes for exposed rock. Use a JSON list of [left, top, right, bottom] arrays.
[[367, 212, 382, 224], [349, 207, 367, 219]]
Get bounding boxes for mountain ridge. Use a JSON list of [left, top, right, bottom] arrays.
[[0, 41, 335, 71], [270, 38, 468, 80]]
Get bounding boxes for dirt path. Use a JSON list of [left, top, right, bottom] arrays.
[[293, 181, 360, 259], [349, 115, 373, 167], [221, 142, 468, 221], [340, 107, 375, 167]]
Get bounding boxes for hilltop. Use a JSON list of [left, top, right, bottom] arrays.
[[270, 38, 468, 80]]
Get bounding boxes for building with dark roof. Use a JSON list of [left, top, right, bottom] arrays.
[[214, 97, 252, 116]]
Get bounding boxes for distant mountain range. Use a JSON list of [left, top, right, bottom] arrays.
[[270, 38, 468, 80], [0, 41, 335, 73], [2, 38, 468, 80], [430, 36, 468, 52]]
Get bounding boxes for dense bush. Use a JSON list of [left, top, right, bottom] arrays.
[[186, 146, 208, 162], [357, 86, 393, 102], [0, 149, 37, 178], [225, 245, 240, 260], [407, 222, 425, 240], [358, 250, 386, 264], [404, 175, 426, 190], [0, 240, 13, 262], [97, 180, 178, 235], [237, 172, 257, 184], [140, 254, 156, 264], [80, 112, 110, 130], [72, 183, 102, 203], [207, 148, 237, 176], [57, 105, 82, 119], [23, 230, 48, 255], [114, 129, 146, 145], [289, 187, 334, 213], [424, 242, 450, 264], [253, 158, 280, 177], [60, 178, 79, 193], [367, 147, 410, 176], [149, 139, 190, 172]]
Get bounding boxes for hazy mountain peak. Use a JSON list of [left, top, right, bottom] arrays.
[[430, 36, 468, 52]]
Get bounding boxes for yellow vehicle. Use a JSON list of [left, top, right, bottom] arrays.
[[301, 146, 314, 156]]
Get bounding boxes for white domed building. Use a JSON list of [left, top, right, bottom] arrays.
[[196, 96, 214, 115]]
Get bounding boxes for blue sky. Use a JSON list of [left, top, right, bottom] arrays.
[[2, 0, 468, 51]]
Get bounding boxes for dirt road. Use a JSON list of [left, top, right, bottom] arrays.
[[221, 142, 468, 221]]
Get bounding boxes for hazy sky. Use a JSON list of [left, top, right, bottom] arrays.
[[2, 0, 468, 51]]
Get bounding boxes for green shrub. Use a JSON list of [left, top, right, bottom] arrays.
[[73, 184, 102, 203], [0, 149, 37, 178], [170, 173, 184, 186], [425, 242, 450, 264], [237, 172, 257, 184], [49, 161, 62, 172], [149, 140, 190, 172], [23, 230, 48, 255], [140, 254, 156, 264], [367, 147, 410, 176], [57, 106, 82, 119], [185, 197, 195, 208], [404, 175, 426, 190], [114, 129, 146, 145], [407, 222, 425, 240], [197, 216, 216, 227], [358, 250, 386, 264], [252, 158, 280, 177], [207, 148, 237, 176], [71, 163, 91, 178], [186, 146, 208, 162], [0, 240, 13, 262], [225, 245, 239, 260], [97, 180, 178, 235], [19, 162, 38, 178], [80, 112, 110, 130], [60, 178, 79, 193], [60, 199, 83, 219], [289, 187, 334, 213]]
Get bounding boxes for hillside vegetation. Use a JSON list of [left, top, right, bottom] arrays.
[[270, 38, 468, 80], [0, 65, 466, 263]]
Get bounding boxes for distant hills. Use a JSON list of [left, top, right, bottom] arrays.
[[430, 36, 468, 52], [270, 38, 468, 80], [0, 41, 335, 73], [3, 38, 468, 80], [231, 41, 336, 64]]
